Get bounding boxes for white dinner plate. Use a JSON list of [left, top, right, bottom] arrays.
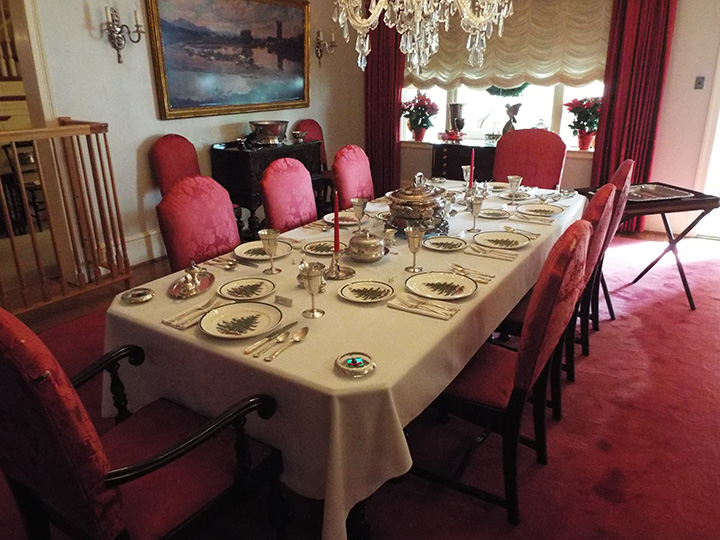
[[233, 240, 292, 261], [199, 302, 282, 339], [323, 211, 366, 226], [473, 231, 530, 250], [405, 271, 477, 300], [497, 190, 532, 201], [422, 236, 468, 252], [218, 278, 276, 301], [476, 209, 511, 220], [303, 240, 347, 256], [339, 280, 395, 303], [516, 203, 565, 217]]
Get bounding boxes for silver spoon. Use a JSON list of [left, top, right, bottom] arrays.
[[253, 331, 289, 358], [264, 327, 309, 362]]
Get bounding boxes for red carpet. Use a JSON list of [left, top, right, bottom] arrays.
[[2, 235, 720, 540]]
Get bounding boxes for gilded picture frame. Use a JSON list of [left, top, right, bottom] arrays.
[[146, 0, 310, 119]]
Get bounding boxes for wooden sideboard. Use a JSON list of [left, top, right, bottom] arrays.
[[210, 140, 322, 239], [431, 143, 496, 183]]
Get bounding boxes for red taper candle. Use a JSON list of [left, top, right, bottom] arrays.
[[333, 191, 340, 253], [469, 149, 475, 189]]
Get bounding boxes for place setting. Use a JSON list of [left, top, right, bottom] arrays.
[[388, 291, 462, 320]]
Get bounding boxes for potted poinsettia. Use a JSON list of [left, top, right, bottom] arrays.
[[401, 92, 439, 142], [564, 97, 602, 150]]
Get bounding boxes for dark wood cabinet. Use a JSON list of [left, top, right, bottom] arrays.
[[210, 140, 322, 239], [431, 143, 496, 183]]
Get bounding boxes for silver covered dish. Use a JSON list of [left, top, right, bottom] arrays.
[[347, 232, 386, 263], [388, 173, 448, 234]]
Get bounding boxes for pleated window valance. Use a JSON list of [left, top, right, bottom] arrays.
[[404, 0, 613, 90]]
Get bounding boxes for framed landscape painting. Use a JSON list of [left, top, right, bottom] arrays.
[[146, 0, 310, 119]]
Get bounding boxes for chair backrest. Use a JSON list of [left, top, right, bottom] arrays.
[[602, 159, 635, 252], [333, 144, 375, 210], [260, 158, 318, 232], [581, 183, 616, 284], [515, 220, 591, 391], [493, 129, 567, 189], [0, 308, 124, 540], [150, 134, 201, 196], [157, 175, 240, 272], [295, 119, 327, 168]]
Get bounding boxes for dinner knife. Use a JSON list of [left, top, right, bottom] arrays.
[[243, 321, 298, 354], [235, 259, 260, 268]]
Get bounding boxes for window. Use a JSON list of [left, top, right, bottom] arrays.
[[402, 81, 604, 149]]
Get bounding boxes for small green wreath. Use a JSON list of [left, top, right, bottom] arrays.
[[486, 83, 529, 97]]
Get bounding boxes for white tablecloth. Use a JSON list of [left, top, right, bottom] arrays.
[[104, 183, 585, 540]]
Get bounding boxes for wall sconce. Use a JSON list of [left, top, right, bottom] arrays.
[[104, 7, 145, 64], [315, 30, 337, 67]]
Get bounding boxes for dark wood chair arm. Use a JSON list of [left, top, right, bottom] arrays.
[[70, 345, 145, 388], [104, 394, 277, 487]]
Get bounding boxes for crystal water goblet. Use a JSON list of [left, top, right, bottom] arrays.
[[351, 197, 368, 233], [405, 226, 424, 273], [507, 175, 523, 201], [258, 228, 281, 275], [467, 195, 484, 233], [300, 262, 326, 318]]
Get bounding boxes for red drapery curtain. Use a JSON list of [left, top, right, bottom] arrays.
[[365, 25, 405, 196], [591, 0, 677, 229]]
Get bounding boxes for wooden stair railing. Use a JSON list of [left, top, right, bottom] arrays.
[[0, 117, 131, 313]]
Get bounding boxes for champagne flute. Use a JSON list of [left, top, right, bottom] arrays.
[[507, 175, 523, 201], [351, 197, 368, 233], [461, 165, 471, 183], [467, 195, 484, 233], [300, 262, 326, 318], [258, 228, 281, 275], [405, 226, 424, 273]]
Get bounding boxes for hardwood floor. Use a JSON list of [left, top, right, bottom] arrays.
[[16, 257, 171, 333]]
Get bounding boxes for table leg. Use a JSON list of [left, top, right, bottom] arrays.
[[631, 210, 710, 310]]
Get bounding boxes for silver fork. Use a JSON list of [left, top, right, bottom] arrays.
[[163, 296, 222, 327], [397, 294, 456, 316]]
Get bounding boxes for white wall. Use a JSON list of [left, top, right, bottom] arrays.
[[31, 0, 365, 264], [649, 0, 720, 233]]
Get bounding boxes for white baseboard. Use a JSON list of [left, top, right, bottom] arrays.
[[125, 228, 166, 266]]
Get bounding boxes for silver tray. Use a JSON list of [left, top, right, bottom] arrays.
[[627, 184, 694, 202]]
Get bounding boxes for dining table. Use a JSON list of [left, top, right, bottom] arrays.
[[103, 180, 586, 540]]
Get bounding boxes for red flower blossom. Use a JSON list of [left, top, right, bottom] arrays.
[[401, 92, 440, 130], [564, 97, 602, 135]]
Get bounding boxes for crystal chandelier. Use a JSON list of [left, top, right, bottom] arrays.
[[332, 0, 514, 72]]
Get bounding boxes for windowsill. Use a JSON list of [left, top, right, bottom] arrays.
[[401, 139, 595, 158]]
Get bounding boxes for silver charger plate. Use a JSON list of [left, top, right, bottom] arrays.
[[422, 236, 468, 252], [199, 302, 282, 339], [233, 240, 293, 261], [405, 271, 477, 300], [474, 231, 530, 250], [218, 278, 276, 301], [516, 203, 565, 217], [339, 280, 394, 303]]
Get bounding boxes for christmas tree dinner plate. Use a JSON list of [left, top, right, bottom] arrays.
[[218, 278, 276, 301], [199, 302, 282, 339], [405, 272, 477, 300], [339, 280, 395, 303]]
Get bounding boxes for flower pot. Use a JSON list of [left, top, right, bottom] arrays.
[[577, 131, 595, 150], [412, 127, 427, 142]]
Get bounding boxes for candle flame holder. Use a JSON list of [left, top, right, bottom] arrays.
[[324, 251, 355, 280]]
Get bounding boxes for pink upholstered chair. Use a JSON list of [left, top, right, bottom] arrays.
[[157, 175, 240, 272], [295, 119, 334, 209], [0, 307, 280, 540], [593, 159, 635, 325], [332, 145, 375, 210], [412, 220, 591, 525], [260, 158, 318, 232], [149, 134, 201, 196], [493, 129, 567, 189]]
